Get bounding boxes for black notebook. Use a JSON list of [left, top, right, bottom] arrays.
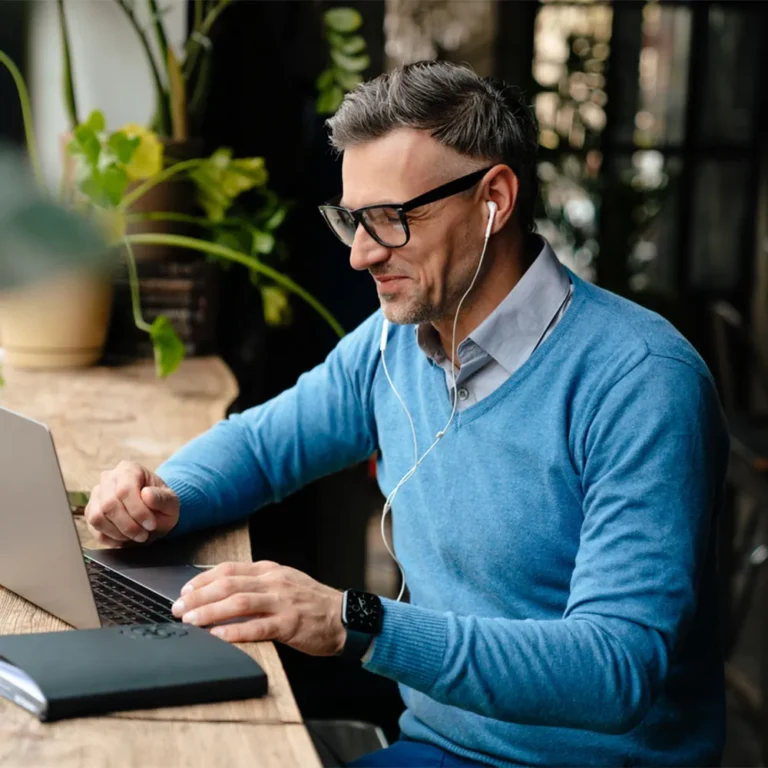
[[0, 624, 267, 721]]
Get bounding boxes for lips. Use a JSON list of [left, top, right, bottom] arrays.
[[373, 275, 407, 283]]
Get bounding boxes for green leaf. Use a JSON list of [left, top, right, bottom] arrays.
[[102, 165, 129, 207], [73, 125, 101, 166], [264, 205, 287, 231], [317, 86, 344, 115], [334, 68, 363, 91], [260, 284, 292, 326], [337, 34, 366, 55], [107, 132, 141, 165], [315, 68, 336, 90], [252, 229, 275, 255], [326, 29, 348, 49], [0, 364, 4, 389], [209, 230, 244, 269], [324, 7, 362, 33], [190, 150, 269, 222], [79, 173, 104, 203], [85, 109, 106, 133], [330, 49, 370, 73], [149, 315, 186, 377]]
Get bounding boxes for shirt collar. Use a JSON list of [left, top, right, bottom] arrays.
[[416, 236, 571, 373]]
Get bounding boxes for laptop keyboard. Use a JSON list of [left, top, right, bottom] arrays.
[[84, 558, 179, 627]]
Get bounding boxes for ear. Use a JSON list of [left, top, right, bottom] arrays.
[[482, 166, 519, 235]]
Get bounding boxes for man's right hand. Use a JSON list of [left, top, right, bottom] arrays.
[[84, 461, 180, 547]]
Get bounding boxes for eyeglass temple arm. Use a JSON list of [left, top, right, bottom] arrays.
[[401, 167, 495, 212]]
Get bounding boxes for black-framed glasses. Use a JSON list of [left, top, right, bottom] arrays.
[[318, 166, 494, 248]]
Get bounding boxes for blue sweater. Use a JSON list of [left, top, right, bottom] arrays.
[[158, 272, 729, 767]]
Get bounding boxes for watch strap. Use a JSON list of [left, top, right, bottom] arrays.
[[339, 628, 373, 660]]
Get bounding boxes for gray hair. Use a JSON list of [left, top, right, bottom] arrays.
[[326, 60, 540, 233]]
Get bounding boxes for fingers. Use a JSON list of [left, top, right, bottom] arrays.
[[173, 575, 276, 617], [181, 560, 280, 595], [140, 486, 177, 518], [101, 474, 150, 543], [173, 585, 278, 629], [85, 518, 127, 548], [210, 617, 282, 644], [84, 485, 130, 544], [84, 462, 172, 545]]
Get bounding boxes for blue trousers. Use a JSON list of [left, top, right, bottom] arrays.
[[346, 738, 492, 767]]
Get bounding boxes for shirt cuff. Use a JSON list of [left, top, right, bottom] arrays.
[[362, 597, 448, 693]]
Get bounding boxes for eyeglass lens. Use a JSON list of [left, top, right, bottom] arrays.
[[322, 206, 408, 247]]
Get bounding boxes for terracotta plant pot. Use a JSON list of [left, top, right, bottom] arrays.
[[0, 270, 113, 369]]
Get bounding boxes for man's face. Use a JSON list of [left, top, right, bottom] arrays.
[[341, 129, 486, 326]]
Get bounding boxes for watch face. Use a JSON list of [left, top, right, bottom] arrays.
[[344, 590, 382, 634]]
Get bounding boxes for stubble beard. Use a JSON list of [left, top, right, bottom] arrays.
[[379, 258, 479, 327]]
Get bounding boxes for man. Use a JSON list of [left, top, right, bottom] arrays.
[[85, 61, 729, 767]]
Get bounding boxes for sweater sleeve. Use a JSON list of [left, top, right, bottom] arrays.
[[363, 354, 729, 733], [156, 312, 382, 537]]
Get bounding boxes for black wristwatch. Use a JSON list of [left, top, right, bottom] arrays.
[[339, 589, 383, 660]]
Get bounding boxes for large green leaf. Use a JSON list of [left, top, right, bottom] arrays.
[[330, 49, 370, 73], [324, 8, 362, 33], [149, 315, 185, 377]]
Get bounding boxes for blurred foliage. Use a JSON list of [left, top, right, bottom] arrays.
[[0, 143, 109, 292], [317, 7, 371, 114], [533, 18, 675, 299], [0, 142, 110, 386]]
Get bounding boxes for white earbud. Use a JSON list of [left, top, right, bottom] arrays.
[[485, 200, 497, 240], [380, 318, 390, 352]]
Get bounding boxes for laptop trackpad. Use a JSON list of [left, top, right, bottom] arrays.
[[83, 548, 202, 602], [119, 564, 203, 602]]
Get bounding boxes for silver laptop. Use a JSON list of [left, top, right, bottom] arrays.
[[0, 405, 203, 629]]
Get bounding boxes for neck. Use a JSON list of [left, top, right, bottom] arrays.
[[434, 227, 533, 365]]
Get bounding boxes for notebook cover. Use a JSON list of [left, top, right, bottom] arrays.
[[0, 624, 267, 721]]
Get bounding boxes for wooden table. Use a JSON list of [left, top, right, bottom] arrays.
[[0, 358, 321, 767]]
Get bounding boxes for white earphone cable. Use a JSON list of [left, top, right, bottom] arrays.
[[380, 202, 496, 602]]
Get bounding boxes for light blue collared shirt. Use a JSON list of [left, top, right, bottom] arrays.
[[416, 236, 573, 409]]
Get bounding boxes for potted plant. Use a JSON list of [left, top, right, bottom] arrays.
[[0, 143, 110, 384], [0, 2, 369, 377], [0, 41, 344, 375]]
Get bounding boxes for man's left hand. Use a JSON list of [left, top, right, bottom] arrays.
[[171, 561, 347, 656]]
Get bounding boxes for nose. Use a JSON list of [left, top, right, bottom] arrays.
[[349, 225, 391, 272]]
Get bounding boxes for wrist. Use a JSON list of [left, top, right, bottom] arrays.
[[332, 591, 347, 656]]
